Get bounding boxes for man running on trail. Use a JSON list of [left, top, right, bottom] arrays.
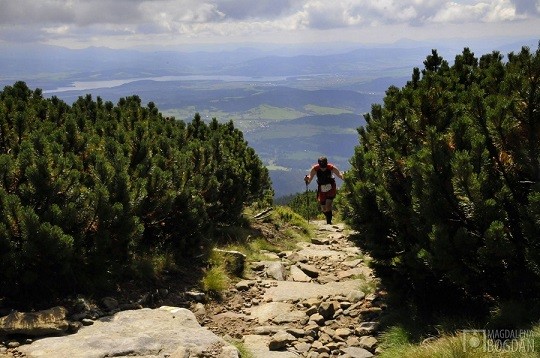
[[304, 156, 344, 225]]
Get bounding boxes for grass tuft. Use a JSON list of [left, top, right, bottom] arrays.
[[201, 266, 230, 296], [225, 338, 254, 358]]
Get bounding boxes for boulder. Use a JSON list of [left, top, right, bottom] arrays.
[[213, 249, 247, 276], [297, 263, 320, 278], [0, 306, 69, 336], [290, 265, 312, 282], [18, 306, 238, 358]]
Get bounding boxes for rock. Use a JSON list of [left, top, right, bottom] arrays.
[[318, 301, 339, 320], [287, 252, 308, 264], [358, 307, 383, 320], [328, 233, 345, 241], [81, 318, 94, 326], [251, 326, 283, 335], [7, 341, 20, 348], [290, 265, 312, 282], [335, 328, 352, 338], [325, 341, 340, 352], [311, 340, 326, 352], [67, 321, 83, 334], [268, 330, 296, 350], [272, 310, 308, 325], [0, 306, 69, 336], [286, 328, 306, 337], [72, 297, 93, 313], [340, 301, 352, 309], [235, 280, 254, 291], [355, 322, 379, 336], [244, 335, 298, 358], [304, 323, 320, 338], [119, 302, 143, 311], [305, 305, 318, 316], [309, 313, 325, 326], [185, 291, 206, 302], [266, 262, 287, 281], [302, 297, 322, 308], [214, 249, 247, 276], [249, 301, 295, 324], [359, 336, 378, 351], [101, 297, 119, 311], [311, 237, 330, 245], [346, 290, 366, 303], [337, 270, 355, 279], [343, 259, 362, 268], [346, 336, 361, 347], [192, 302, 206, 316], [18, 306, 239, 358], [341, 346, 374, 358], [320, 326, 336, 338], [250, 262, 266, 271], [319, 332, 333, 344], [365, 293, 377, 301], [294, 341, 311, 353], [297, 263, 320, 278]]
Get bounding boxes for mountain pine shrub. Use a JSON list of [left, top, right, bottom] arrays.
[[342, 45, 540, 315], [0, 82, 272, 304]]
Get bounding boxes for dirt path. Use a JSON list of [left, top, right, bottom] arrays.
[[200, 220, 385, 357]]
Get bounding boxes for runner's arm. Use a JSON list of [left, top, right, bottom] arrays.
[[304, 167, 317, 184], [332, 167, 344, 180]]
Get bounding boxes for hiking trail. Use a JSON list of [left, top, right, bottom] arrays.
[[1, 220, 385, 358]]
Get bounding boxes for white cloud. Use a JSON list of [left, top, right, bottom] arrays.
[[0, 0, 538, 47], [43, 25, 71, 35], [431, 0, 522, 23]]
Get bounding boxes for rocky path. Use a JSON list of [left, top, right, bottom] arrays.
[[200, 220, 385, 357], [1, 220, 385, 358]]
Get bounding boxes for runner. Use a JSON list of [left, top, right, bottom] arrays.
[[304, 156, 344, 225]]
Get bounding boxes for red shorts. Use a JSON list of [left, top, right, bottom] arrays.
[[317, 182, 336, 204]]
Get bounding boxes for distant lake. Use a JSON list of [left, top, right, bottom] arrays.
[[44, 75, 288, 93]]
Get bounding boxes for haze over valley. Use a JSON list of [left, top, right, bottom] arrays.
[[1, 38, 537, 197]]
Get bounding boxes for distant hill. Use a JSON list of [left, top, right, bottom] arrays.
[[29, 78, 377, 197], [2, 38, 536, 197]]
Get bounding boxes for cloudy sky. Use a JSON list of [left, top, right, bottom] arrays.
[[0, 0, 539, 49]]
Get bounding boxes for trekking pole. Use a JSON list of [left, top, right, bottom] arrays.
[[304, 176, 310, 223]]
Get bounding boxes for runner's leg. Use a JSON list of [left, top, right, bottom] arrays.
[[324, 199, 333, 224]]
